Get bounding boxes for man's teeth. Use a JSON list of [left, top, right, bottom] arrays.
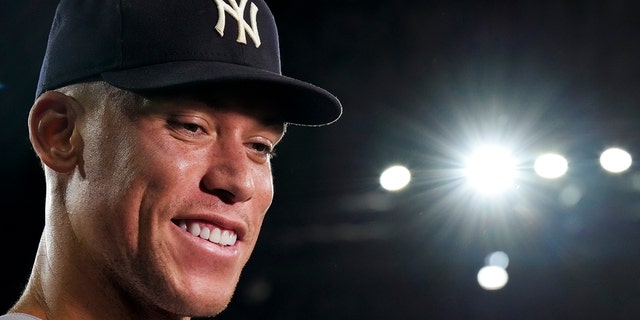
[[178, 221, 237, 246]]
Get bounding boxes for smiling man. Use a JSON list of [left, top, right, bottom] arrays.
[[2, 0, 341, 319]]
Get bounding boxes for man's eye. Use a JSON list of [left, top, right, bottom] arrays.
[[251, 143, 277, 159], [181, 123, 201, 133], [168, 119, 203, 134]]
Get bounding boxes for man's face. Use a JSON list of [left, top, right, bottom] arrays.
[[68, 87, 285, 317]]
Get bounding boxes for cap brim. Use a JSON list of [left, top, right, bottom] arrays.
[[101, 61, 342, 126]]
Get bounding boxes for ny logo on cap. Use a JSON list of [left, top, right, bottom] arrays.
[[213, 0, 261, 48]]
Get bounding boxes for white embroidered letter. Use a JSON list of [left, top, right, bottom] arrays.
[[213, 0, 261, 48]]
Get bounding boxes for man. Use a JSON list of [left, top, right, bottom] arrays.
[[2, 0, 341, 319]]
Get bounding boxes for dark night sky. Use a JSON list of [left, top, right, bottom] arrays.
[[3, 1, 640, 319]]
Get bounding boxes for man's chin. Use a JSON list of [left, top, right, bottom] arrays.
[[183, 285, 237, 318]]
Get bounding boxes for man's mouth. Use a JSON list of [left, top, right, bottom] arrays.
[[174, 220, 238, 246]]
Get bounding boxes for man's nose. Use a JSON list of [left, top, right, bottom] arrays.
[[201, 141, 255, 204]]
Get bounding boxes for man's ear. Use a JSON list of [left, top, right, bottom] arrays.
[[29, 91, 83, 173]]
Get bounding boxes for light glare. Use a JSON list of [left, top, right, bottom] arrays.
[[380, 165, 411, 191], [534, 153, 568, 179], [600, 147, 632, 173], [477, 265, 509, 290], [465, 146, 517, 195], [486, 251, 510, 269]]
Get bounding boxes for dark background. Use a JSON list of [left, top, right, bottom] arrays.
[[3, 1, 640, 319]]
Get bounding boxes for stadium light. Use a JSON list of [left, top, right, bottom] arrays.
[[600, 147, 632, 174], [464, 145, 518, 195], [380, 165, 411, 191], [534, 153, 568, 179]]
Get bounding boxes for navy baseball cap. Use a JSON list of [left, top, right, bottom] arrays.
[[37, 0, 342, 126]]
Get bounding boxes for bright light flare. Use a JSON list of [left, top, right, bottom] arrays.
[[477, 251, 510, 290], [600, 147, 632, 174], [477, 265, 509, 290], [534, 153, 568, 179], [379, 165, 411, 191], [464, 146, 517, 195]]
